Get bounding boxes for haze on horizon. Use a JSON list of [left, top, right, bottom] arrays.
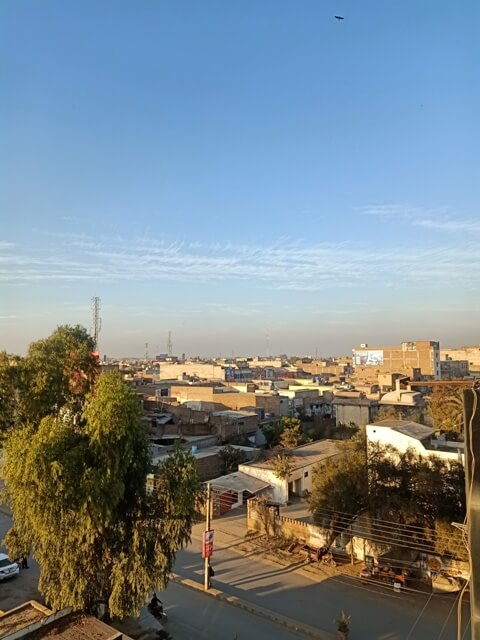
[[1, 1, 478, 358]]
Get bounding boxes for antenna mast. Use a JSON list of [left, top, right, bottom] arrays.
[[167, 331, 173, 357], [91, 297, 101, 351]]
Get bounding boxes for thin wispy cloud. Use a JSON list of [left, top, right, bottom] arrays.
[[358, 204, 480, 234], [0, 232, 479, 292]]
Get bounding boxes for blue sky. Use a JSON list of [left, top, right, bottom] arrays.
[[1, 0, 479, 357]]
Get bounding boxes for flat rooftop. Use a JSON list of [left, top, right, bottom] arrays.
[[370, 419, 434, 440], [210, 471, 270, 494], [240, 439, 341, 472], [211, 410, 258, 418], [0, 602, 50, 639]]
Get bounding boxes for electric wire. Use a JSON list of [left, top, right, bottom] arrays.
[[405, 591, 434, 640], [312, 505, 466, 541], [436, 591, 463, 640]]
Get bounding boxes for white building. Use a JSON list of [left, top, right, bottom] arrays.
[[238, 439, 341, 505], [366, 419, 463, 463]]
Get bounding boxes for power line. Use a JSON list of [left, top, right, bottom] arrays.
[[311, 506, 467, 547], [310, 509, 466, 554], [437, 591, 463, 640], [314, 505, 465, 536], [405, 591, 434, 640]]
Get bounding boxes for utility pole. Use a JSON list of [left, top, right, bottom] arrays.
[[204, 482, 212, 591], [464, 387, 480, 640]]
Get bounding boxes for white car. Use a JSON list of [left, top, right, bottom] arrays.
[[0, 553, 19, 581]]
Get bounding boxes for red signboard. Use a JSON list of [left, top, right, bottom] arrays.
[[202, 529, 214, 558]]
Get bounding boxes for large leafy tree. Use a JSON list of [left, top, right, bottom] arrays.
[[427, 384, 467, 436], [0, 326, 99, 437], [308, 431, 368, 543], [3, 372, 199, 618], [0, 352, 25, 440], [22, 324, 99, 424], [309, 432, 465, 549]]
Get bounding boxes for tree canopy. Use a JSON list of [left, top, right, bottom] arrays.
[[263, 417, 309, 449], [308, 430, 465, 551], [0, 325, 99, 439], [218, 444, 247, 474], [0, 352, 24, 440], [23, 324, 99, 424], [308, 431, 368, 540], [427, 384, 467, 436], [3, 371, 199, 618]]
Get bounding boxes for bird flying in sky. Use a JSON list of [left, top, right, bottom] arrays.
[[334, 15, 344, 20]]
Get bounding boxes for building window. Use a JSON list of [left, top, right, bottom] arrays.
[[304, 471, 308, 478]]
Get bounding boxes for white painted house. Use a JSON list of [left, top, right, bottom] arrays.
[[238, 439, 341, 505], [366, 419, 464, 463]]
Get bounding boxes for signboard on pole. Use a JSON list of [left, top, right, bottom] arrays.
[[202, 529, 214, 558]]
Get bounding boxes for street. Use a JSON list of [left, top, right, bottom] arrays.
[[0, 509, 304, 640], [154, 581, 306, 640], [178, 509, 471, 640], [0, 507, 471, 639]]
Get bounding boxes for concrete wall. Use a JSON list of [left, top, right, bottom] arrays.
[[145, 401, 258, 441], [239, 462, 288, 504], [157, 363, 226, 380], [440, 346, 480, 373], [239, 456, 331, 505], [353, 341, 440, 381], [170, 386, 284, 416], [334, 402, 376, 428], [366, 424, 462, 463]]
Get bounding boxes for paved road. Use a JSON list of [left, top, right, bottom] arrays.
[[0, 511, 303, 639], [0, 508, 471, 639], [177, 511, 471, 640], [153, 581, 306, 640], [0, 508, 41, 610]]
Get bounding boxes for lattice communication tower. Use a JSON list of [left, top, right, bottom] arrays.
[[91, 296, 102, 351]]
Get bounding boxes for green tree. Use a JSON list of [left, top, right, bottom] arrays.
[[262, 421, 284, 448], [273, 454, 293, 480], [308, 431, 368, 543], [279, 422, 306, 450], [22, 325, 99, 425], [218, 445, 247, 474], [309, 432, 465, 548], [281, 417, 302, 430], [263, 417, 306, 449], [3, 372, 199, 619], [427, 384, 467, 436], [0, 353, 25, 441]]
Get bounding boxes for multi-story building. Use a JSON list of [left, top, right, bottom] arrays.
[[440, 346, 480, 374], [440, 359, 470, 379], [352, 341, 441, 382]]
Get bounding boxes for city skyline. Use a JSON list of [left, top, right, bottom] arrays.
[[1, 1, 478, 357]]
